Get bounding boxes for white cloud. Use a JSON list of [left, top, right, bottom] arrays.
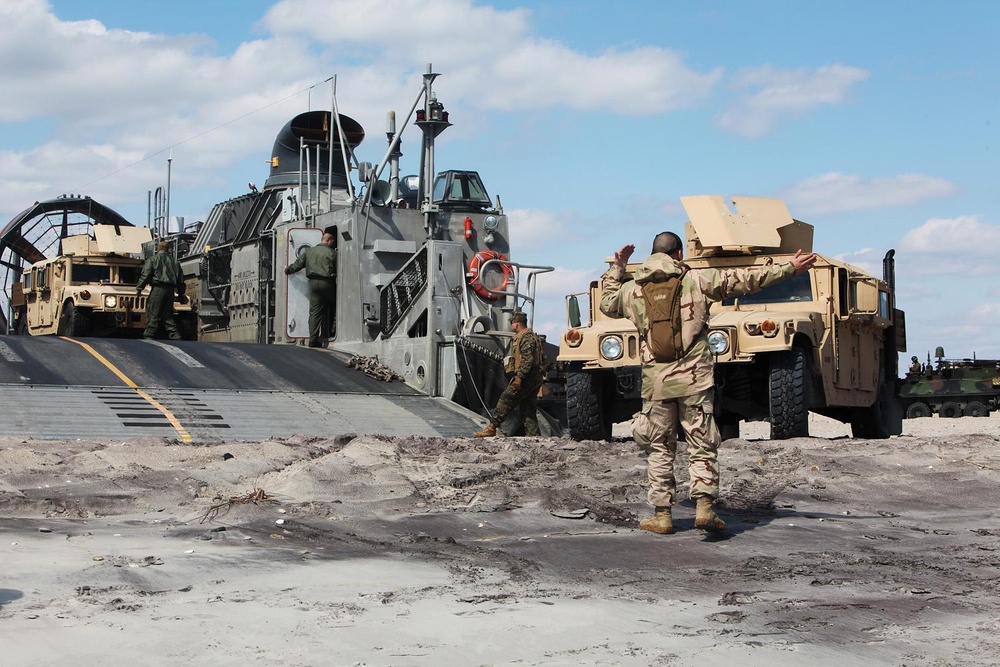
[[506, 207, 583, 259], [899, 215, 1000, 255], [831, 247, 881, 276], [717, 64, 869, 137], [972, 303, 1000, 318], [262, 0, 722, 115], [0, 0, 726, 223], [782, 172, 960, 216]]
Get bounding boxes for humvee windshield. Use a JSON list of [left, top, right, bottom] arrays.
[[722, 272, 812, 306], [69, 263, 142, 285], [72, 264, 112, 283]]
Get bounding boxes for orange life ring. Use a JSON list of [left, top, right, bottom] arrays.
[[467, 250, 513, 300]]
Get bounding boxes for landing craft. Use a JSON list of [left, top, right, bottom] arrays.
[[0, 66, 562, 435]]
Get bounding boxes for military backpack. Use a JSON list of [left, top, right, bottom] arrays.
[[640, 268, 688, 363]]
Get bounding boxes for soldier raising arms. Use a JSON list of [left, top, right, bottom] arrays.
[[600, 231, 815, 535]]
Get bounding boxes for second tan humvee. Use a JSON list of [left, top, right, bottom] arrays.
[[557, 195, 905, 441]]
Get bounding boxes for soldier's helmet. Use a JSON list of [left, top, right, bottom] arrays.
[[911, 355, 918, 362]]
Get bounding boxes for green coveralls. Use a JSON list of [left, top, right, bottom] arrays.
[[285, 243, 337, 346], [137, 250, 184, 340]]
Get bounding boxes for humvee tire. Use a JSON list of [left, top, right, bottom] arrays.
[[769, 346, 810, 439], [57, 301, 91, 337], [566, 371, 612, 441]]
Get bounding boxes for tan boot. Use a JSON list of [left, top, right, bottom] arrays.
[[473, 423, 497, 438], [694, 497, 727, 533], [638, 507, 675, 534]]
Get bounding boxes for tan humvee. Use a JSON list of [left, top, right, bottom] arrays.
[[558, 195, 906, 441], [20, 226, 196, 338]]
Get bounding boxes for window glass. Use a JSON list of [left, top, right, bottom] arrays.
[[722, 272, 813, 305], [118, 266, 142, 284], [72, 264, 112, 283]]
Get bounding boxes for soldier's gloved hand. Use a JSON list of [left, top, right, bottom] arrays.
[[511, 377, 522, 389], [136, 287, 142, 296]]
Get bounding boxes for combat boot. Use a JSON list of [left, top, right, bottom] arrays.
[[473, 423, 497, 438], [694, 497, 727, 533], [638, 507, 674, 535]]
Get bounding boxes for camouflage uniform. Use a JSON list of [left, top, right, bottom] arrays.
[[488, 327, 546, 436], [137, 248, 184, 340], [600, 253, 795, 508], [285, 242, 337, 347]]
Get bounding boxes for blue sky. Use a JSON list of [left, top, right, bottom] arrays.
[[2, 0, 998, 363]]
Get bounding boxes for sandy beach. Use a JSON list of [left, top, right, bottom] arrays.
[[3, 414, 1000, 666]]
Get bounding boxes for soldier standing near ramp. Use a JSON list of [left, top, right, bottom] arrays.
[[136, 240, 184, 341], [600, 231, 815, 535], [285, 231, 337, 348], [474, 311, 547, 437]]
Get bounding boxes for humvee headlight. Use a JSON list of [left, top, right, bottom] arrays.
[[707, 330, 730, 355], [484, 215, 500, 231], [104, 295, 118, 308], [600, 335, 623, 360]]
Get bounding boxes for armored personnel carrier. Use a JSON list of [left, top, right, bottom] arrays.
[[900, 347, 1000, 418], [558, 195, 906, 441]]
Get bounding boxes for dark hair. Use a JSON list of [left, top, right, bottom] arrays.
[[651, 231, 682, 256], [510, 311, 527, 325]]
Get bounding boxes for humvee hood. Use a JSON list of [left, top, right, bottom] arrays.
[[634, 253, 685, 284]]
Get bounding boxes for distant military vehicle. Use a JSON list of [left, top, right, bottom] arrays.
[[18, 226, 196, 338], [900, 347, 1000, 418], [558, 195, 906, 441]]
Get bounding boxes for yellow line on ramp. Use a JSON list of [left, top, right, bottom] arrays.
[[60, 337, 192, 442]]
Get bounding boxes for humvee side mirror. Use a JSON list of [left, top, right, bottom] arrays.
[[568, 295, 582, 328]]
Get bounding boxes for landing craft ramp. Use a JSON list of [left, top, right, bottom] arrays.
[[0, 337, 481, 441]]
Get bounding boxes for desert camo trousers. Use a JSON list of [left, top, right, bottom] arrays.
[[632, 388, 721, 508], [491, 372, 545, 436]]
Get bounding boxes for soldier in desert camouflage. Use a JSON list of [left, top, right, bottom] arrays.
[[600, 231, 816, 535], [474, 311, 546, 438]]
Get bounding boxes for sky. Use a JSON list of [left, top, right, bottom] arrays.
[[1, 0, 998, 364]]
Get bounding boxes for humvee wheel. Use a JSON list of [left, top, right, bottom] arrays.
[[905, 402, 931, 419], [851, 361, 892, 439], [963, 401, 990, 418], [566, 371, 612, 441], [939, 402, 962, 418], [769, 347, 809, 439], [57, 301, 91, 337]]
